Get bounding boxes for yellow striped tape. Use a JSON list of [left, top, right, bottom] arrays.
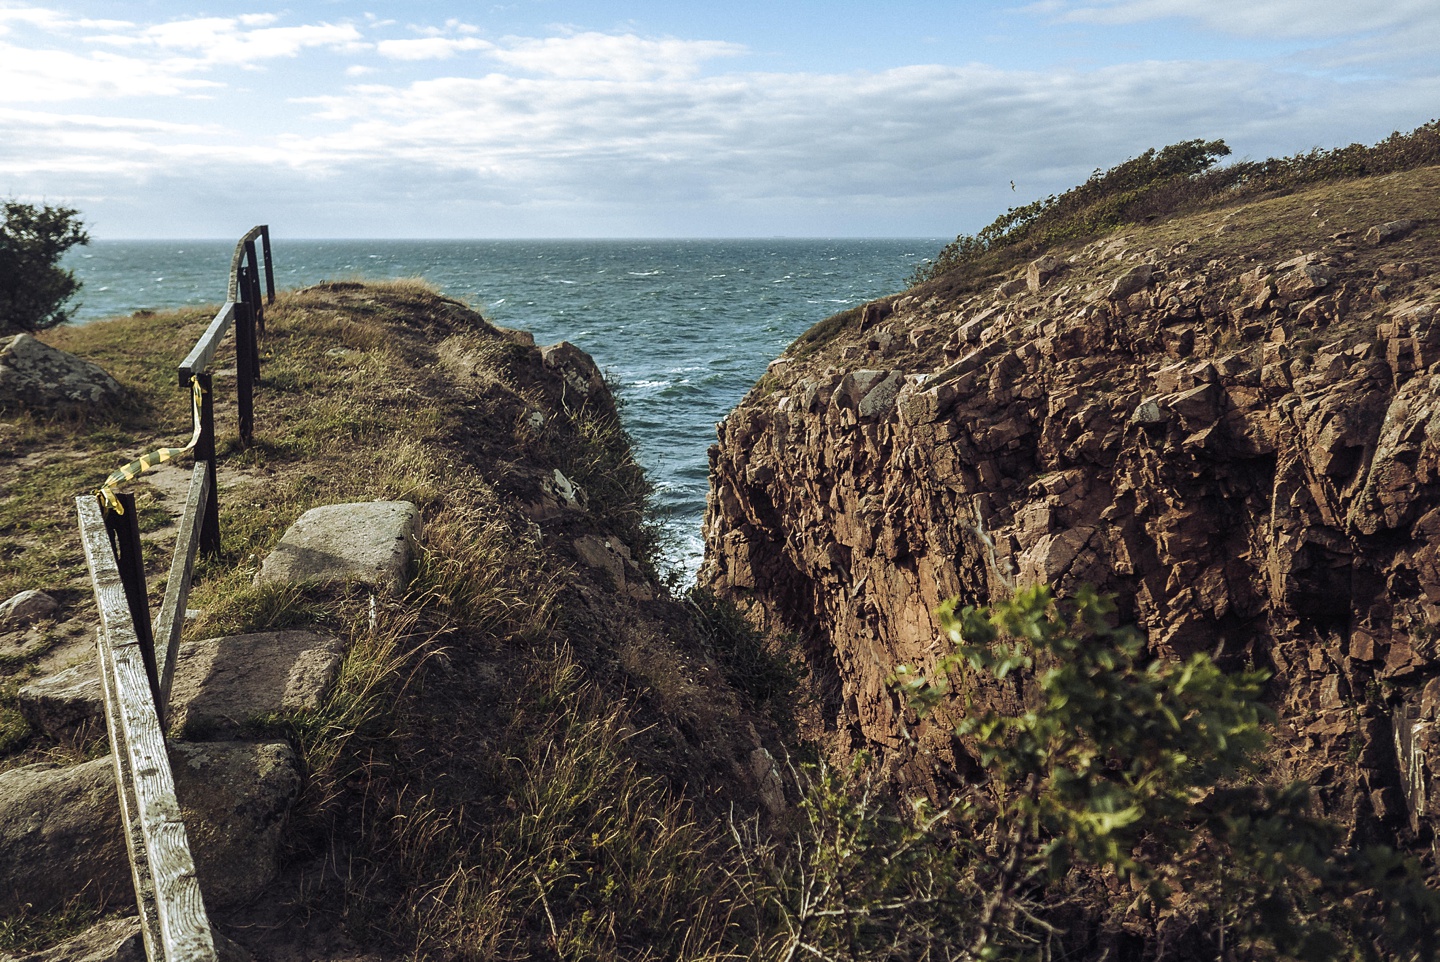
[[98, 377, 205, 515]]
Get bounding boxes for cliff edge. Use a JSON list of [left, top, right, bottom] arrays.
[[703, 163, 1440, 852]]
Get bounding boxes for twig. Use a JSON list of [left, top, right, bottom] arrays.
[[533, 872, 564, 960]]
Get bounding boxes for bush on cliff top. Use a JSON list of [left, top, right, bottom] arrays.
[[912, 120, 1440, 285]]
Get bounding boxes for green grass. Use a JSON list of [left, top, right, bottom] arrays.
[[912, 121, 1440, 286], [0, 901, 110, 955], [688, 588, 797, 706]]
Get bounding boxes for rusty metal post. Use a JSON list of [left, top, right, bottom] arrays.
[[102, 493, 161, 711], [195, 371, 220, 557]]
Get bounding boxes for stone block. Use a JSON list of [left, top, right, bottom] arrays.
[[0, 335, 124, 413], [0, 741, 297, 914], [256, 501, 420, 591], [0, 589, 58, 628], [168, 631, 344, 736], [1026, 256, 1064, 293], [17, 661, 102, 736], [1107, 264, 1154, 300], [1366, 219, 1416, 245], [20, 632, 344, 740]]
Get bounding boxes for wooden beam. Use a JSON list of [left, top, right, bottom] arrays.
[[226, 226, 268, 303], [78, 497, 218, 962], [154, 462, 212, 725], [178, 303, 236, 386]]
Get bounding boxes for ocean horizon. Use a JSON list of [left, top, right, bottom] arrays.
[[63, 237, 946, 580]]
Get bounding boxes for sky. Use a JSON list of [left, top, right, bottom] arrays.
[[1, 1, 1437, 239]]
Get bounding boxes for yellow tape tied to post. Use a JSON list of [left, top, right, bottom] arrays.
[[98, 377, 206, 514]]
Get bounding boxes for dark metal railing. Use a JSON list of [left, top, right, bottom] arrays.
[[77, 225, 275, 962]]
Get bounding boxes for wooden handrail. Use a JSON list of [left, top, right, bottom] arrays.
[[76, 226, 278, 961], [154, 462, 211, 725], [177, 303, 236, 387], [225, 226, 272, 304], [78, 496, 219, 962]]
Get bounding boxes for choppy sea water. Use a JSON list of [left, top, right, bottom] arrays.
[[64, 239, 943, 581]]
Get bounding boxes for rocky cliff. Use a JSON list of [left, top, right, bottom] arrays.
[[703, 165, 1440, 851]]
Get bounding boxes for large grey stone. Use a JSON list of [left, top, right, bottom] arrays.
[[1367, 218, 1417, 245], [540, 341, 607, 404], [0, 335, 124, 412], [256, 501, 420, 591], [170, 740, 300, 907], [19, 632, 344, 740], [16, 661, 102, 736], [1108, 264, 1155, 300], [0, 589, 58, 627], [169, 631, 344, 736], [0, 741, 299, 915], [1026, 255, 1065, 293], [0, 758, 128, 915]]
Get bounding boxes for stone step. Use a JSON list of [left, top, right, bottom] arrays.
[[255, 501, 420, 592], [19, 631, 343, 740], [0, 741, 298, 917]]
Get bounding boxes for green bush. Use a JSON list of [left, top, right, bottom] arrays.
[[0, 201, 89, 334], [739, 585, 1440, 961]]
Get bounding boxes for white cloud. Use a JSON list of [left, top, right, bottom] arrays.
[[0, 42, 220, 101], [282, 57, 1394, 210], [95, 17, 364, 66], [376, 36, 492, 61], [0, 7, 368, 103], [484, 32, 745, 80], [0, 6, 1435, 237], [1041, 0, 1436, 38]]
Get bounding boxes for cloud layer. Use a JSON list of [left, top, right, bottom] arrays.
[[1, 2, 1436, 237]]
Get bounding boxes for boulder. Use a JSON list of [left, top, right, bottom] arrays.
[[1026, 256, 1065, 293], [0, 589, 58, 627], [1366, 219, 1417, 245], [0, 335, 125, 412], [170, 740, 300, 906], [573, 535, 652, 602], [1275, 262, 1335, 298], [540, 341, 608, 406], [0, 759, 128, 914], [256, 501, 420, 591], [168, 631, 344, 736], [0, 741, 299, 915], [20, 631, 344, 740], [1107, 264, 1155, 300], [17, 661, 102, 736]]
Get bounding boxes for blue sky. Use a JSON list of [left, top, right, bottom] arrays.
[[2, 1, 1437, 238]]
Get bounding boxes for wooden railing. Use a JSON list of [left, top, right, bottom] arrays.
[[76, 225, 275, 962]]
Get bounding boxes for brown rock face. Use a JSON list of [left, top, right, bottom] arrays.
[[702, 171, 1440, 848]]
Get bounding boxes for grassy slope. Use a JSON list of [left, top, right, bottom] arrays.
[[0, 282, 790, 960], [793, 162, 1440, 364]]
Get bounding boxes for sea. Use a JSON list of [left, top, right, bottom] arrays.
[[63, 238, 945, 582]]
